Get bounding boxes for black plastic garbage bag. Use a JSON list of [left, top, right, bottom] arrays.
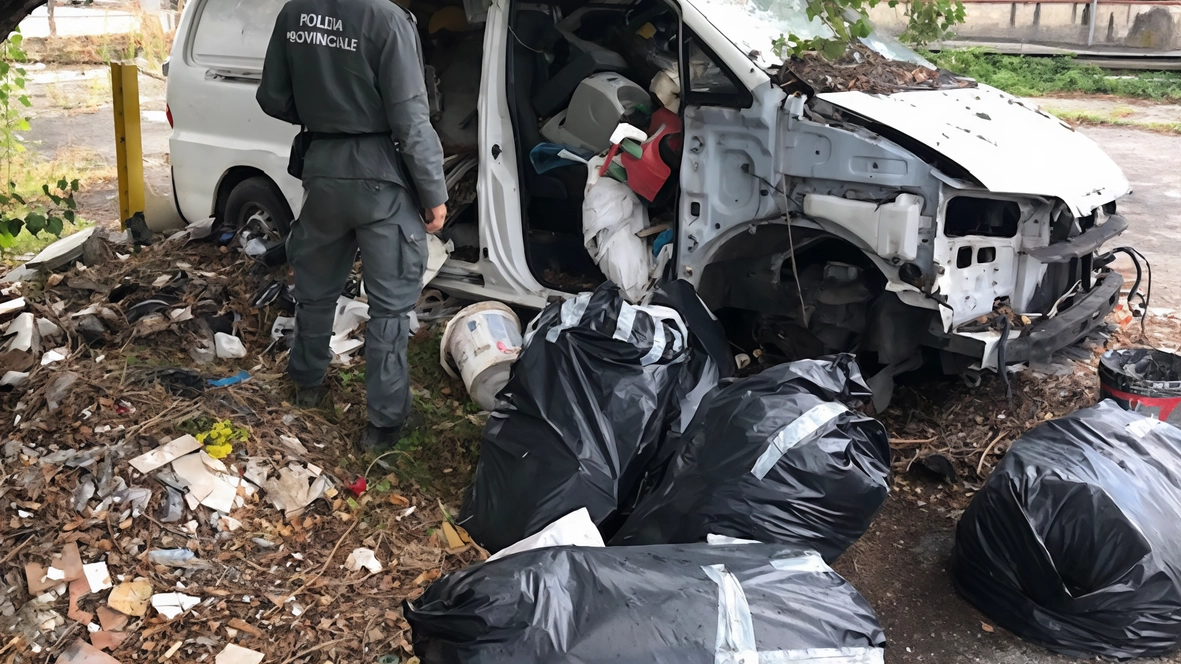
[[953, 400, 1181, 659], [405, 542, 886, 664], [619, 279, 734, 517], [611, 355, 891, 562], [458, 282, 693, 552]]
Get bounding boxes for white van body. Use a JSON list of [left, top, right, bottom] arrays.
[[166, 0, 1132, 381]]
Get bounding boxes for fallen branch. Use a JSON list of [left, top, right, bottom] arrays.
[[975, 433, 1007, 477]]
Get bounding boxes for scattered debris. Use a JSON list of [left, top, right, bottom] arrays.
[[25, 227, 97, 271], [54, 638, 121, 664], [128, 435, 203, 474], [214, 644, 265, 664], [213, 332, 247, 359], [264, 464, 332, 517], [106, 579, 152, 617], [150, 592, 200, 620], [171, 452, 252, 514], [777, 43, 973, 95], [344, 548, 383, 574]]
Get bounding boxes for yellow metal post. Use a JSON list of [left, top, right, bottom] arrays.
[[111, 62, 145, 227]]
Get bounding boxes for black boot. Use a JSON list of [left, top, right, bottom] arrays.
[[355, 412, 425, 454], [356, 423, 401, 454], [294, 385, 331, 410]]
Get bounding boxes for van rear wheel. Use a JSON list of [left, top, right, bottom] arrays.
[[224, 176, 293, 241]]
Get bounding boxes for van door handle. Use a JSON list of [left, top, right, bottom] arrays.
[[205, 68, 262, 83]]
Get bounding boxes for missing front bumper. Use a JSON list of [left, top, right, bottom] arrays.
[[945, 270, 1124, 367]]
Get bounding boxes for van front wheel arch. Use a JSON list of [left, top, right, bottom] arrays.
[[223, 176, 293, 241]]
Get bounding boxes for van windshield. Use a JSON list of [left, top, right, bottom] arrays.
[[684, 0, 931, 71]]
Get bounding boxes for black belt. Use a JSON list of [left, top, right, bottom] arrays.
[[307, 131, 391, 141]]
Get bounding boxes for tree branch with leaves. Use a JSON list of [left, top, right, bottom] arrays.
[[0, 29, 80, 252], [772, 0, 965, 60]]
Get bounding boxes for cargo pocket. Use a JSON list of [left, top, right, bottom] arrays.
[[398, 218, 428, 287]]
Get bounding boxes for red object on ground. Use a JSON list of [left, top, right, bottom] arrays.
[[347, 476, 368, 496]]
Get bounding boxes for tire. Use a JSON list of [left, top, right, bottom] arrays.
[[224, 176, 293, 240]]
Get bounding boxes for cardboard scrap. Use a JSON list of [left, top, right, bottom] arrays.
[[96, 606, 129, 632], [215, 644, 265, 664], [441, 522, 465, 550], [107, 579, 153, 617], [128, 435, 203, 474], [54, 639, 121, 664]]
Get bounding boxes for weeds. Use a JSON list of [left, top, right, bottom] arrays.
[[1043, 106, 1181, 135], [927, 48, 1181, 101]]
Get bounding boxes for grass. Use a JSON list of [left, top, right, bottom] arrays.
[[23, 12, 174, 74], [333, 329, 483, 501], [42, 74, 112, 114], [927, 48, 1181, 101], [1042, 105, 1181, 135]]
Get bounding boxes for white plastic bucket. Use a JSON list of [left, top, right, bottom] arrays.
[[440, 302, 523, 411]]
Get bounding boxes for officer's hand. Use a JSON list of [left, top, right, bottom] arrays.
[[424, 204, 447, 233]]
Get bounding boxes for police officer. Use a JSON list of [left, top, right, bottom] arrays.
[[257, 0, 447, 453]]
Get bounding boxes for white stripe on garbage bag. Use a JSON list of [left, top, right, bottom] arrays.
[[703, 562, 884, 664], [543, 292, 593, 344], [751, 402, 848, 480], [760, 648, 883, 663], [641, 320, 668, 367], [613, 302, 638, 342], [702, 564, 759, 664], [770, 552, 831, 574]]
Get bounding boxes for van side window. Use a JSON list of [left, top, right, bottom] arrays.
[[189, 0, 287, 71], [682, 32, 752, 108]]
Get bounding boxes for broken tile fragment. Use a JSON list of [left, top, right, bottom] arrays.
[[95, 606, 129, 632], [150, 592, 199, 619], [25, 562, 57, 594], [54, 639, 121, 664], [90, 631, 127, 651], [68, 578, 93, 623], [53, 542, 85, 582]]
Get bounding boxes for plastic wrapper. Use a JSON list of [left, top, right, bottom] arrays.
[[612, 355, 891, 562], [953, 400, 1181, 659], [458, 282, 691, 551], [405, 542, 886, 664]]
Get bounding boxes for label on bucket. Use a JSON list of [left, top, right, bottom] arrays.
[[484, 315, 522, 352]]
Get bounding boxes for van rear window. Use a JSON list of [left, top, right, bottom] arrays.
[[189, 0, 288, 71]]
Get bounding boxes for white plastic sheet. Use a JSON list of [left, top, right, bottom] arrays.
[[582, 161, 653, 303], [487, 508, 605, 563]]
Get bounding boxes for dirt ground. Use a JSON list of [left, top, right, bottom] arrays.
[[3, 70, 1181, 663]]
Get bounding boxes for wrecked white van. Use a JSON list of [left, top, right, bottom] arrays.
[[165, 0, 1131, 388]]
